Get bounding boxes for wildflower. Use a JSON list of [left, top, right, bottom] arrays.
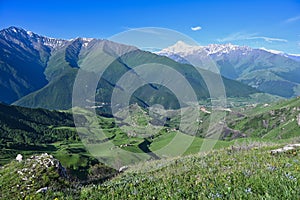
[[132, 188, 138, 195], [285, 163, 292, 168], [285, 173, 297, 181], [267, 166, 276, 171], [243, 170, 252, 177], [215, 193, 222, 198], [245, 188, 252, 194]]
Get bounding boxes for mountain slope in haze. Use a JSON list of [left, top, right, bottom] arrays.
[[158, 41, 300, 98], [0, 27, 258, 111]]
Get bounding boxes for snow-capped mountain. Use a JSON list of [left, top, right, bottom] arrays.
[[157, 41, 300, 98], [1, 26, 68, 50], [158, 41, 252, 57], [0, 27, 100, 104], [0, 26, 256, 109], [287, 54, 300, 62], [259, 47, 300, 62]]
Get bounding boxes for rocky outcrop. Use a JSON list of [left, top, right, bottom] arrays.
[[15, 153, 67, 190], [27, 153, 67, 177], [222, 126, 245, 139], [270, 144, 300, 154], [0, 153, 70, 199]]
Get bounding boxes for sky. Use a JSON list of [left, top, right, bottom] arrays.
[[1, 0, 300, 54]]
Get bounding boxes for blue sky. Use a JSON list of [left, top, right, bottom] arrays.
[[1, 0, 300, 54]]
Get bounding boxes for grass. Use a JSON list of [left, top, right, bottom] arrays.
[[4, 142, 300, 199], [78, 144, 300, 199]]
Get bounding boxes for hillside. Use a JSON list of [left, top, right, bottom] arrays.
[[0, 27, 50, 103], [83, 144, 300, 199], [1, 143, 300, 199], [0, 103, 79, 146], [225, 97, 300, 140]]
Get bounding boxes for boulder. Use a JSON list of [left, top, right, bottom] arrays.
[[16, 154, 23, 162], [270, 144, 300, 154]]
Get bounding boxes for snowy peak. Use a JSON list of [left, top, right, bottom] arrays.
[[158, 41, 252, 57], [79, 37, 95, 47], [165, 41, 200, 51], [0, 26, 67, 50], [159, 41, 201, 55], [204, 43, 252, 55]]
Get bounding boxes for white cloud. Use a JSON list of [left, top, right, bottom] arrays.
[[217, 32, 256, 42], [285, 15, 300, 23], [217, 32, 287, 43], [251, 36, 288, 43], [123, 27, 163, 35], [191, 26, 202, 31]]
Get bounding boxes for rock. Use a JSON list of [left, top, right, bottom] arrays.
[[119, 165, 128, 173], [271, 144, 300, 154], [262, 120, 268, 128], [35, 187, 48, 194], [297, 114, 300, 126], [16, 154, 23, 162], [27, 153, 67, 177]]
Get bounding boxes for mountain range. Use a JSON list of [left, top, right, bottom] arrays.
[[0, 27, 257, 111], [158, 41, 300, 98]]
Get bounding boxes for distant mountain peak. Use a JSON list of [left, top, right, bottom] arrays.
[[158, 41, 252, 57], [162, 41, 200, 53], [0, 26, 67, 50], [7, 26, 23, 32]]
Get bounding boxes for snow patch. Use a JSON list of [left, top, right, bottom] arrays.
[[259, 47, 284, 55], [26, 31, 33, 37]]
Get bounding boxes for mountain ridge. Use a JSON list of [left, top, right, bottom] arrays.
[[157, 41, 300, 98], [0, 26, 258, 111]]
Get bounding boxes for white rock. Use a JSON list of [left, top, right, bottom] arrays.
[[119, 166, 128, 173], [283, 146, 295, 151], [287, 144, 300, 147], [35, 187, 48, 194], [16, 154, 23, 162], [271, 144, 300, 154]]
